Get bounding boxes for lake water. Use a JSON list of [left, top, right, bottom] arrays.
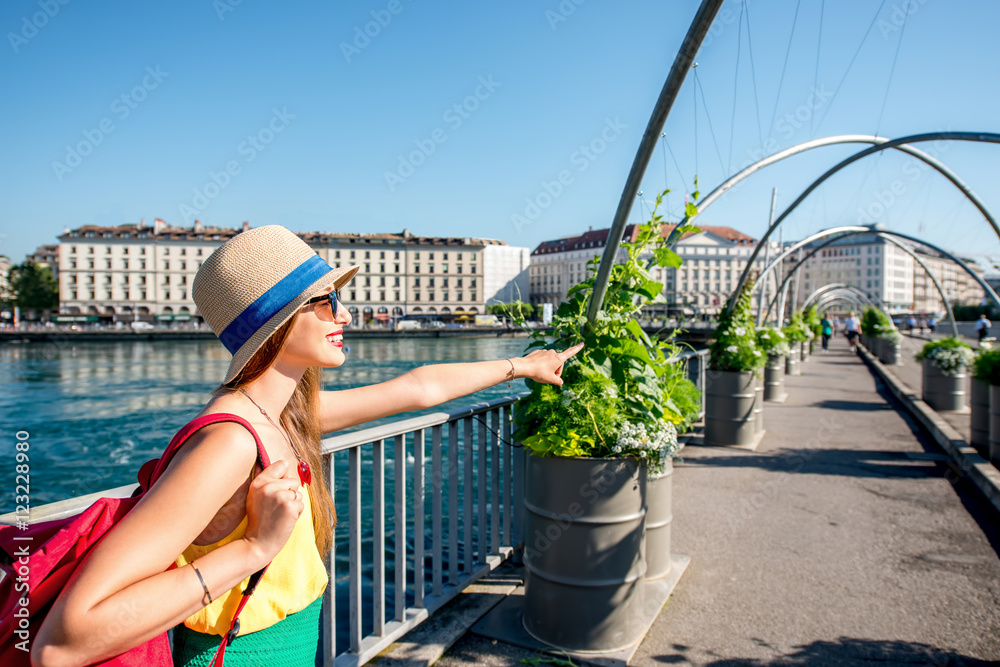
[[0, 335, 530, 510]]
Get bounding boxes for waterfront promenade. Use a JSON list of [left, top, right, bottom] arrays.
[[402, 334, 1000, 666]]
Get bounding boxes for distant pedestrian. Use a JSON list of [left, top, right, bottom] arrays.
[[976, 313, 991, 343], [820, 313, 833, 351], [907, 315, 917, 333], [919, 317, 928, 334], [927, 316, 937, 334], [845, 311, 861, 353], [833, 316, 840, 332]]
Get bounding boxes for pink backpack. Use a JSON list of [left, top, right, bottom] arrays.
[[0, 413, 271, 666]]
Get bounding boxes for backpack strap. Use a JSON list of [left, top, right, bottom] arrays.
[[158, 414, 277, 666], [145, 413, 273, 491]]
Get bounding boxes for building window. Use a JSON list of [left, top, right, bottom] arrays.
[[106, 247, 112, 254], [70, 259, 77, 269], [106, 259, 112, 269], [414, 278, 421, 287], [395, 291, 400, 301], [415, 264, 420, 273], [350, 290, 356, 300], [471, 264, 477, 273], [394, 277, 400, 286], [366, 290, 371, 300], [443, 264, 449, 273], [457, 278, 463, 288], [380, 277, 386, 287], [380, 264, 385, 273], [458, 292, 463, 301], [443, 278, 449, 288], [365, 251, 370, 259], [380, 251, 385, 259], [429, 252, 435, 260], [395, 251, 400, 259], [471, 291, 476, 301], [429, 292, 435, 301], [429, 278, 436, 287], [164, 291, 170, 300], [350, 251, 356, 259], [429, 264, 435, 273], [471, 278, 477, 288], [394, 264, 400, 272], [443, 292, 449, 301], [164, 261, 169, 270]]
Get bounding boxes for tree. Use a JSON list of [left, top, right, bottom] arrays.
[[488, 301, 535, 321], [9, 262, 59, 313]]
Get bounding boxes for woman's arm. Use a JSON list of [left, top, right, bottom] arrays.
[[318, 344, 583, 434], [31, 425, 303, 667]]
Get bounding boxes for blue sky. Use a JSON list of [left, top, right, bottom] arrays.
[[2, 0, 999, 270]]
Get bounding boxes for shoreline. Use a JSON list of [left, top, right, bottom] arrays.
[[0, 327, 532, 343]]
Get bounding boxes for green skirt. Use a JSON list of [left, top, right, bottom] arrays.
[[172, 595, 323, 667]]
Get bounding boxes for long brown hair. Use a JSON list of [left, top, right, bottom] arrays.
[[219, 310, 336, 557]]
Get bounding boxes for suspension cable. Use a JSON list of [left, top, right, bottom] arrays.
[[743, 0, 765, 151], [726, 0, 746, 172], [767, 0, 802, 137]]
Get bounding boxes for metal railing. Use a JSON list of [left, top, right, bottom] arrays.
[[1, 347, 711, 666], [320, 393, 526, 666]]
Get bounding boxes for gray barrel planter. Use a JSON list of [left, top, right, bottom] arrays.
[[800, 340, 810, 362], [764, 354, 785, 401], [872, 337, 883, 358], [645, 461, 673, 581], [753, 375, 764, 433], [705, 370, 757, 446], [970, 378, 990, 457], [922, 358, 968, 413], [879, 338, 901, 365], [785, 346, 801, 376], [990, 385, 1000, 466], [523, 455, 647, 652]]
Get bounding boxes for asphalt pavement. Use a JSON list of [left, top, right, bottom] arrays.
[[429, 334, 1000, 666]]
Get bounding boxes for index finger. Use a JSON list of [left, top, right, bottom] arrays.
[[557, 342, 585, 361]]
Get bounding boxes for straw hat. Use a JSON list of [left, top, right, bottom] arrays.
[[193, 225, 359, 383]]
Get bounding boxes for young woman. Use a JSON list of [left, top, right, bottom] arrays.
[[32, 226, 580, 667]]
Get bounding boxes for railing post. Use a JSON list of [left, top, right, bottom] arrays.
[[503, 405, 513, 547], [511, 403, 526, 566], [477, 416, 488, 564], [349, 447, 362, 653], [463, 418, 474, 575], [432, 424, 443, 597], [393, 434, 406, 623], [373, 439, 385, 637], [448, 419, 459, 585], [413, 428, 425, 609], [490, 409, 501, 555]]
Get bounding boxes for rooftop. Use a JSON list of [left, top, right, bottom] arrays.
[[532, 223, 757, 255]]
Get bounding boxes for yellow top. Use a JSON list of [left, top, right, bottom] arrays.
[[174, 485, 329, 636]]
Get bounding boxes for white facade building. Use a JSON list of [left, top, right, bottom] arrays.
[[530, 224, 772, 316], [56, 220, 529, 325], [790, 230, 984, 313]]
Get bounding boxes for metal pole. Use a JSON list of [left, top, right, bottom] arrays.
[[586, 0, 725, 326], [757, 188, 777, 325]]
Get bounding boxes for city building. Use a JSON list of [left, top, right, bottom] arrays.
[[529, 223, 770, 316], [56, 220, 529, 325], [0, 254, 11, 306], [788, 229, 985, 314], [26, 244, 60, 279]]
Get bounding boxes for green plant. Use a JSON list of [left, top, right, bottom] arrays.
[[860, 306, 885, 337], [514, 187, 700, 472], [756, 326, 790, 357], [972, 349, 1000, 385], [709, 287, 766, 373], [915, 337, 974, 376], [782, 312, 809, 343], [803, 306, 822, 338]]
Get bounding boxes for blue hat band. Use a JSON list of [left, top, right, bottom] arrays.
[[219, 254, 332, 355]]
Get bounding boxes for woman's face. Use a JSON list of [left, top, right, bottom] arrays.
[[280, 286, 353, 370]]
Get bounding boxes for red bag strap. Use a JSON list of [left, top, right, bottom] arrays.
[[161, 414, 276, 667], [147, 413, 273, 490]]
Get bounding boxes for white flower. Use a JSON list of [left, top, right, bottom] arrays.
[[734, 327, 746, 336], [775, 331, 785, 339], [560, 388, 578, 407], [726, 345, 738, 353], [760, 333, 770, 340], [753, 350, 761, 357]]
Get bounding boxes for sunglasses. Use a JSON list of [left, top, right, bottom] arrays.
[[302, 289, 341, 314]]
